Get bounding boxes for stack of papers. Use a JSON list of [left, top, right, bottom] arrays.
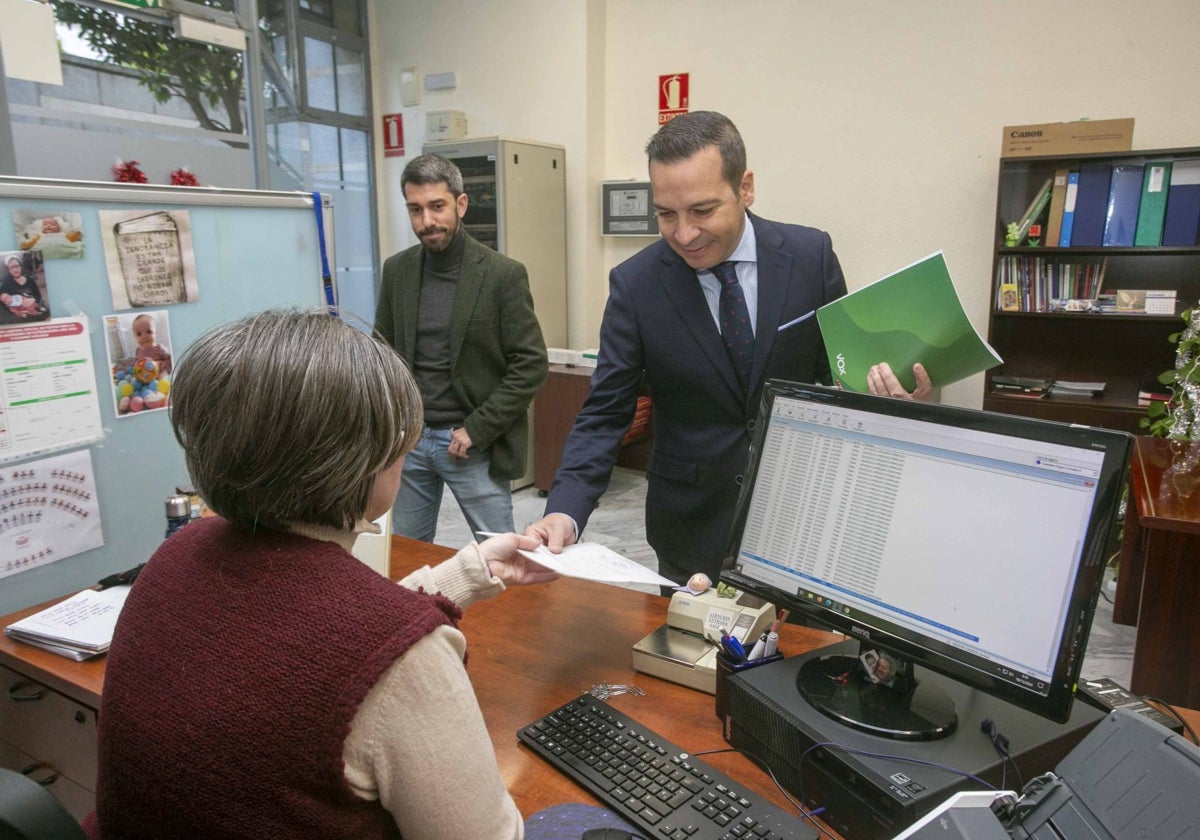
[[4, 586, 131, 660], [1049, 380, 1106, 398]]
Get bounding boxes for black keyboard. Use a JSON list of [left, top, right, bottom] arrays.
[[518, 694, 817, 840]]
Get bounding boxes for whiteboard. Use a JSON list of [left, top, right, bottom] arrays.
[[0, 176, 329, 614]]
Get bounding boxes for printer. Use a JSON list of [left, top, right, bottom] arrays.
[[631, 585, 775, 694]]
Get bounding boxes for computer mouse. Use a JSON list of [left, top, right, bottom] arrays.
[[580, 829, 643, 840]]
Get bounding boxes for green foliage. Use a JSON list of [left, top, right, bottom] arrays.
[[1140, 308, 1200, 438], [52, 0, 245, 137]]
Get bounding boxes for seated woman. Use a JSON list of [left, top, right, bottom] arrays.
[[85, 308, 556, 839]]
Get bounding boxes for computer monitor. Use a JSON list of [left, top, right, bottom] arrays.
[[720, 380, 1131, 741]]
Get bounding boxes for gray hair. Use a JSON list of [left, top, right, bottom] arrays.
[[169, 308, 423, 531], [645, 111, 747, 194], [401, 154, 465, 197]]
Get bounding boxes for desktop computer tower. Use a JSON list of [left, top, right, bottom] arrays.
[[721, 641, 1105, 840]]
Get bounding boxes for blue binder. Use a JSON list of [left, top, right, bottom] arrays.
[[1162, 160, 1200, 246], [1070, 164, 1113, 247], [1102, 165, 1144, 246], [1058, 171, 1080, 246]]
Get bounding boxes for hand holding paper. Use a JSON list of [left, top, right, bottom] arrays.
[[517, 542, 678, 589], [477, 532, 559, 585]]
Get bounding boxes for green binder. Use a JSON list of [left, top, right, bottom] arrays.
[[815, 252, 1003, 393], [1134, 161, 1172, 246]]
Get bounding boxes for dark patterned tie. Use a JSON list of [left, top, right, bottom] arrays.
[[711, 261, 754, 392]]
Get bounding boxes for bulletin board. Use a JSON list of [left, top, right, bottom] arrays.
[[0, 176, 330, 615]]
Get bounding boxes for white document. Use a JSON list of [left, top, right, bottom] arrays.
[[0, 317, 104, 463], [518, 542, 677, 588], [5, 585, 131, 653]]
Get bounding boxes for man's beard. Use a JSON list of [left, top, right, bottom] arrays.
[[418, 218, 459, 252]]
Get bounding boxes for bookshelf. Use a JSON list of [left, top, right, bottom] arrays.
[[984, 147, 1200, 434]]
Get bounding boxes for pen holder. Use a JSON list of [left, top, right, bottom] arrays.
[[714, 650, 784, 722]]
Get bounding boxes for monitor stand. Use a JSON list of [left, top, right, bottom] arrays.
[[796, 647, 957, 741]]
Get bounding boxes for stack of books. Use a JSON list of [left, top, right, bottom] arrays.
[[4, 586, 130, 660], [1138, 379, 1173, 407], [991, 375, 1052, 399]]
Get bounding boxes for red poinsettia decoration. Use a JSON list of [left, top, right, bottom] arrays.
[[112, 159, 148, 183], [170, 167, 200, 187]]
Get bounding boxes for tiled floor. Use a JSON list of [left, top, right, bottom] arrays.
[[433, 466, 1136, 688]]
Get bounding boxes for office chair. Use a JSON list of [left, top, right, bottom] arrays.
[[0, 769, 89, 840]]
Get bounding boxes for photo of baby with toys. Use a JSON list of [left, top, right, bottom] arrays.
[[105, 310, 174, 417]]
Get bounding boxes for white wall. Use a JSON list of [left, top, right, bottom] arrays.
[[370, 0, 1200, 408], [368, 0, 597, 337]]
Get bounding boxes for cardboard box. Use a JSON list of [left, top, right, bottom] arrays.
[[1001, 118, 1134, 158]]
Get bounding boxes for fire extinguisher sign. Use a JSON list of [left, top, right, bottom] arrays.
[[658, 73, 689, 124], [382, 113, 405, 158]]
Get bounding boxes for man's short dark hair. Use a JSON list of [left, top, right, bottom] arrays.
[[170, 308, 423, 532], [645, 111, 747, 193], [401, 154, 465, 197]]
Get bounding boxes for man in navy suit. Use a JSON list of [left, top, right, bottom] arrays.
[[526, 111, 930, 584]]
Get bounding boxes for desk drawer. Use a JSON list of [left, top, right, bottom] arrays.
[[0, 663, 98, 790], [0, 738, 94, 821]]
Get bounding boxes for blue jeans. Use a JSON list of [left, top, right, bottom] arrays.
[[392, 426, 514, 542]]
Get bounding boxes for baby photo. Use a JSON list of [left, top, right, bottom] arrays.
[[0, 250, 51, 326], [12, 210, 85, 259], [104, 310, 174, 417]]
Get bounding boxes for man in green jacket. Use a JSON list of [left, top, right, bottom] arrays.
[[375, 154, 548, 542]]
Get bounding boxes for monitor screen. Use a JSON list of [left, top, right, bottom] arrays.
[[720, 381, 1131, 738]]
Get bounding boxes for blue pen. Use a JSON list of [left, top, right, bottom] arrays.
[[722, 631, 747, 661]]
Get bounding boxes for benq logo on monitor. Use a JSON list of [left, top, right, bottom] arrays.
[[849, 625, 870, 640]]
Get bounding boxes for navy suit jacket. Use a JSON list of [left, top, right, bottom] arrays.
[[545, 213, 847, 583]]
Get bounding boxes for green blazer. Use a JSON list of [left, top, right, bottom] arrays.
[[375, 233, 548, 480]]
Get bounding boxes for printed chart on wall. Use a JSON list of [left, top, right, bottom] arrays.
[[0, 317, 103, 463], [1, 448, 102, 580]]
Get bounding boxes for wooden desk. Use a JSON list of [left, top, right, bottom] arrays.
[[384, 537, 843, 828], [532, 364, 651, 492], [1115, 436, 1200, 706], [0, 599, 105, 818], [5, 535, 1200, 833]]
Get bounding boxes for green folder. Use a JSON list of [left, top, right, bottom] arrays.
[[815, 252, 1002, 393], [1134, 162, 1172, 246]]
